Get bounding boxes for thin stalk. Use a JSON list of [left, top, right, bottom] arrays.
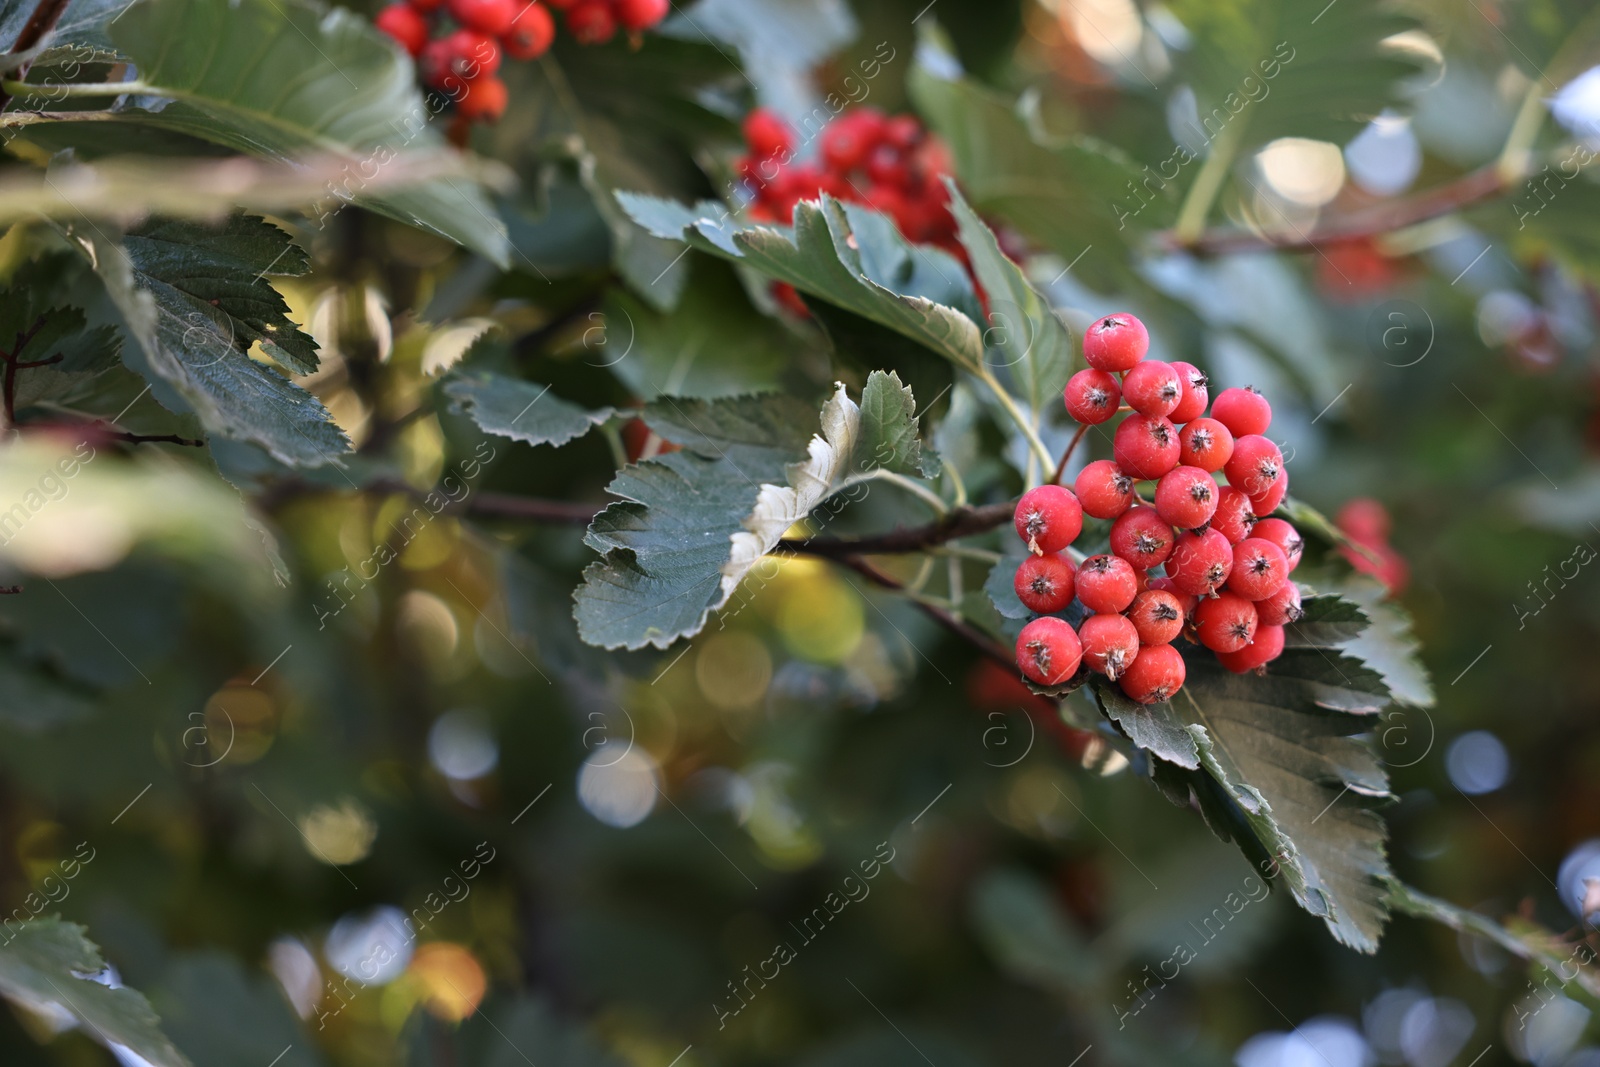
[[1174, 123, 1243, 245], [975, 364, 1054, 480]]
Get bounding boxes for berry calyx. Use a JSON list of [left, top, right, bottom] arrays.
[[1178, 417, 1234, 473], [1080, 613, 1141, 679], [1257, 581, 1304, 626], [1113, 413, 1180, 480], [1224, 435, 1285, 502], [376, 3, 430, 53], [1128, 589, 1185, 645], [449, 0, 516, 35], [1119, 643, 1186, 704], [1063, 368, 1122, 425], [1218, 624, 1286, 674], [1076, 554, 1139, 613], [1211, 386, 1272, 437], [1014, 485, 1083, 555], [1073, 460, 1135, 520], [1226, 538, 1290, 601], [1083, 313, 1149, 372], [1168, 528, 1234, 596], [1109, 506, 1175, 571], [1212, 486, 1258, 544], [1122, 360, 1183, 418], [503, 5, 557, 58], [1014, 554, 1076, 615], [1251, 518, 1304, 572], [1194, 593, 1259, 654], [1016, 617, 1083, 686], [1153, 465, 1219, 530], [1168, 361, 1210, 423]]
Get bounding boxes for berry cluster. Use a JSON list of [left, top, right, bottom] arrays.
[[737, 107, 959, 252], [376, 0, 667, 123], [1336, 498, 1408, 596], [1012, 313, 1306, 705]]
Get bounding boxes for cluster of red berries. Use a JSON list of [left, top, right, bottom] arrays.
[[1012, 313, 1306, 705], [375, 0, 667, 122], [1336, 498, 1408, 596], [737, 107, 959, 251]]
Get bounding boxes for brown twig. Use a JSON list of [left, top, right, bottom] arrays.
[[1160, 164, 1511, 256], [831, 553, 1014, 669], [1, 315, 49, 428], [106, 430, 204, 447], [779, 502, 1013, 559], [0, 0, 73, 111], [1053, 423, 1090, 485], [466, 491, 603, 525]]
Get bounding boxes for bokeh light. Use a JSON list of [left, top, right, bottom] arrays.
[[1345, 114, 1421, 197], [577, 743, 659, 828], [407, 942, 487, 1021], [298, 799, 378, 866], [428, 708, 499, 781], [1235, 1016, 1372, 1067], [325, 906, 413, 986], [1444, 731, 1509, 795], [1258, 138, 1347, 207]]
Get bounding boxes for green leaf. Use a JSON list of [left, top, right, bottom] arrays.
[[1321, 575, 1435, 709], [672, 0, 856, 112], [0, 919, 189, 1067], [0, 650, 98, 733], [1284, 593, 1370, 648], [0, 255, 124, 412], [619, 192, 987, 371], [101, 0, 509, 264], [124, 217, 318, 375], [444, 371, 617, 449], [574, 390, 839, 650], [153, 953, 324, 1067], [1091, 676, 1202, 770], [983, 550, 1030, 621], [969, 867, 1099, 997], [857, 369, 939, 478], [945, 180, 1074, 429]]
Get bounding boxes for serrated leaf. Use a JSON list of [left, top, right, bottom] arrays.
[[619, 192, 987, 370], [0, 255, 124, 411], [1323, 575, 1435, 709], [0, 919, 189, 1067], [983, 551, 1030, 621], [1091, 675, 1202, 770], [670, 0, 856, 118], [97, 0, 509, 264], [857, 369, 938, 477], [124, 217, 318, 375], [1284, 593, 1370, 648], [444, 372, 617, 449]]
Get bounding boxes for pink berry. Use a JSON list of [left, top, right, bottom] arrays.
[[1122, 360, 1182, 418], [614, 0, 670, 32], [1113, 414, 1180, 480], [1167, 528, 1234, 597], [1227, 538, 1290, 601], [1128, 589, 1185, 646], [1257, 581, 1303, 626], [819, 108, 886, 172], [1193, 593, 1259, 654], [1063, 368, 1122, 425], [744, 108, 793, 160], [1211, 386, 1272, 437], [1079, 613, 1141, 679], [1168, 361, 1209, 423], [1109, 506, 1175, 571], [1337, 498, 1390, 542], [1212, 486, 1258, 544], [1250, 473, 1288, 517], [1014, 485, 1083, 555], [1252, 518, 1304, 572], [1224, 435, 1285, 503], [1218, 624, 1286, 674], [1073, 460, 1135, 520], [503, 5, 556, 58], [566, 0, 616, 42], [1147, 576, 1198, 619], [1118, 643, 1186, 704], [1153, 465, 1219, 530], [449, 0, 515, 36], [1016, 617, 1083, 685], [1014, 554, 1076, 615], [1082, 313, 1149, 372], [1076, 554, 1138, 613], [376, 3, 430, 53], [441, 28, 500, 76], [1178, 417, 1234, 473]]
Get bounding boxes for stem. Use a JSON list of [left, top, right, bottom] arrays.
[[780, 501, 1012, 558], [975, 365, 1054, 481], [0, 78, 149, 98], [830, 468, 948, 516], [466, 492, 601, 525], [1053, 423, 1090, 485], [0, 0, 71, 111], [831, 553, 1014, 670], [1173, 123, 1243, 245], [1498, 80, 1549, 183]]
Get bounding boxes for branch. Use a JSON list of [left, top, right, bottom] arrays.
[[830, 553, 1015, 670], [779, 502, 1012, 559], [1160, 164, 1512, 256], [105, 430, 204, 447], [0, 0, 72, 111], [466, 491, 601, 525]]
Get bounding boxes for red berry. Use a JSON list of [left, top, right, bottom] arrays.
[[1257, 581, 1303, 626], [1109, 506, 1175, 571], [1073, 460, 1135, 520], [1079, 613, 1141, 679], [1168, 361, 1209, 423], [1128, 589, 1185, 646], [566, 1, 616, 43], [1147, 575, 1199, 618], [1227, 538, 1290, 601], [1014, 485, 1082, 555], [1016, 617, 1083, 686], [865, 144, 911, 188], [1122, 360, 1182, 418], [503, 5, 556, 58], [1252, 518, 1304, 572], [1153, 465, 1219, 530], [1082, 313, 1149, 372], [456, 74, 508, 120], [614, 0, 669, 31], [884, 115, 922, 149], [376, 3, 430, 54], [1119, 643, 1186, 704], [408, 0, 444, 11], [1249, 472, 1288, 516], [1337, 498, 1390, 542], [1113, 413, 1179, 480], [1063, 368, 1122, 425], [820, 109, 886, 172], [1076, 554, 1138, 614], [1168, 528, 1234, 597], [1193, 593, 1259, 654], [1218, 624, 1285, 674], [442, 29, 500, 76], [1177, 417, 1234, 473], [449, 0, 515, 35], [1211, 486, 1257, 544], [1224, 435, 1285, 502], [545, 0, 577, 6], [1014, 554, 1076, 615], [1211, 386, 1272, 437]]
